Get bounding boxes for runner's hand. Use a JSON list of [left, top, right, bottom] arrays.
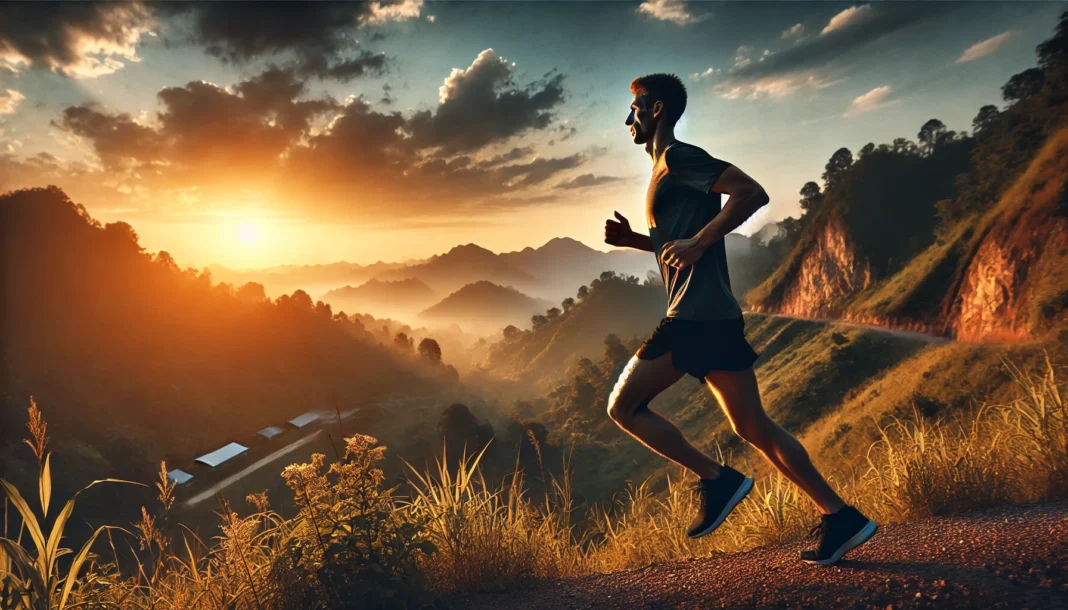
[[661, 238, 706, 268], [605, 211, 634, 247]]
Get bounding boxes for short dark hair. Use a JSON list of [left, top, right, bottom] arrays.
[[630, 73, 687, 125]]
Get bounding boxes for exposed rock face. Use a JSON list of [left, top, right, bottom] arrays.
[[776, 215, 872, 318], [948, 187, 1068, 342]]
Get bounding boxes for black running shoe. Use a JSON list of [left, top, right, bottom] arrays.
[[800, 505, 878, 565], [686, 465, 754, 539]]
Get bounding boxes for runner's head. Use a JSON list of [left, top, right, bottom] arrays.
[[626, 73, 686, 145]]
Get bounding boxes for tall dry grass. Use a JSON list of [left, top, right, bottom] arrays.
[[0, 353, 1064, 608]]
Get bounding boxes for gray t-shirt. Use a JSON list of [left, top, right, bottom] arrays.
[[645, 141, 742, 320]]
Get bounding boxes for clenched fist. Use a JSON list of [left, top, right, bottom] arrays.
[[605, 211, 635, 247]]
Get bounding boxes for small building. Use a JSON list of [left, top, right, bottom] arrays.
[[257, 426, 284, 440], [194, 442, 249, 468], [167, 469, 194, 485], [288, 412, 320, 429]]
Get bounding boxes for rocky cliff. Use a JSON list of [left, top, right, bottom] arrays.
[[945, 127, 1068, 341]]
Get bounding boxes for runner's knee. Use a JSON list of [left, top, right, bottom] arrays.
[[732, 416, 775, 447], [607, 380, 641, 423]]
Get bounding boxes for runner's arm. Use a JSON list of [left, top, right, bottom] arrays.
[[693, 165, 770, 248], [625, 233, 656, 253]]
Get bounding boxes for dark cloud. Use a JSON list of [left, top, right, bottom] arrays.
[[58, 67, 336, 186], [53, 49, 581, 220], [715, 3, 958, 93], [407, 49, 566, 153], [0, 2, 153, 77], [284, 95, 584, 216], [480, 146, 536, 166], [160, 1, 414, 81], [56, 106, 166, 169], [555, 173, 624, 189]]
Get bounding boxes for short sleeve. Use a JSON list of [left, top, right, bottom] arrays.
[[665, 145, 732, 194]]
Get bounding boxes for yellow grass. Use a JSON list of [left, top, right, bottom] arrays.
[[1, 353, 1064, 608]]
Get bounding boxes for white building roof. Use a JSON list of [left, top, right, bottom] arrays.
[[167, 469, 193, 485], [257, 426, 284, 439], [194, 442, 248, 468], [288, 412, 320, 428]]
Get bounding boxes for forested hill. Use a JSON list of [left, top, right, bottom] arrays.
[[747, 13, 1068, 342], [0, 186, 441, 495]]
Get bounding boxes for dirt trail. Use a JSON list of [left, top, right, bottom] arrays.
[[459, 502, 1067, 609], [757, 312, 952, 345]]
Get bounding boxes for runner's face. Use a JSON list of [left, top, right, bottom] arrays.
[[625, 95, 657, 145]]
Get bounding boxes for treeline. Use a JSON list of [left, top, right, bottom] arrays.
[[750, 11, 1068, 315], [482, 271, 666, 383], [0, 186, 440, 501]]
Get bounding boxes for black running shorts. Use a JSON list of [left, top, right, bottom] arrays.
[[635, 315, 760, 379]]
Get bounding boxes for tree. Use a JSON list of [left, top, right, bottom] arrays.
[[438, 403, 494, 459], [799, 181, 823, 214], [290, 290, 314, 311], [153, 251, 179, 273], [103, 221, 143, 254], [971, 105, 1000, 135], [858, 142, 875, 159], [1037, 10, 1068, 70], [546, 307, 561, 320], [576, 285, 589, 300], [418, 338, 442, 363], [236, 282, 266, 305], [1001, 67, 1045, 104], [531, 314, 548, 329], [561, 297, 575, 312], [502, 324, 520, 340], [315, 300, 332, 318], [394, 331, 413, 351], [891, 138, 919, 155], [918, 119, 947, 155], [821, 147, 853, 191], [602, 334, 630, 369]]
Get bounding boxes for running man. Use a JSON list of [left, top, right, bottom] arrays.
[[604, 73, 877, 565]]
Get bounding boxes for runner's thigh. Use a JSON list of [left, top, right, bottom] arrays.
[[608, 351, 685, 415]]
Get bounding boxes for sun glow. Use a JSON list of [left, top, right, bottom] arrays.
[[237, 221, 263, 246]]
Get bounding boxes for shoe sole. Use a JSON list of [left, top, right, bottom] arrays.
[[802, 520, 878, 566], [687, 476, 754, 539]]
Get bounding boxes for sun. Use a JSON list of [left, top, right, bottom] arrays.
[[237, 221, 263, 246]]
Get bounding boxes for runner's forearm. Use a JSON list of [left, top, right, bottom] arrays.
[[694, 189, 770, 248], [627, 233, 656, 252]]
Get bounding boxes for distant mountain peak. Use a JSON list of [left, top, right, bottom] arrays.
[[447, 242, 496, 256]]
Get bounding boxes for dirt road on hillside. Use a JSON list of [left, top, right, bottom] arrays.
[[459, 502, 1067, 610], [754, 312, 952, 345]]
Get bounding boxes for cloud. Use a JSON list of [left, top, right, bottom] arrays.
[[820, 4, 874, 35], [407, 49, 566, 153], [163, 2, 411, 81], [691, 67, 718, 81], [956, 30, 1021, 64], [782, 23, 805, 39], [843, 85, 895, 117], [56, 105, 167, 168], [57, 66, 336, 181], [714, 72, 844, 100], [0, 89, 25, 114], [49, 54, 582, 222], [637, 0, 709, 25], [711, 3, 953, 100], [0, 2, 154, 77], [362, 0, 424, 26], [555, 173, 624, 189]]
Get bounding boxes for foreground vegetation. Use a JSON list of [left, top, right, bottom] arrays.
[[1, 353, 1064, 609]]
